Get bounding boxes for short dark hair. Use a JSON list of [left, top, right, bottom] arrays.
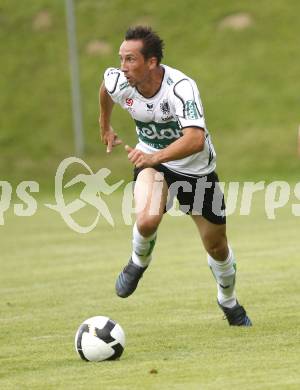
[[125, 26, 164, 65]]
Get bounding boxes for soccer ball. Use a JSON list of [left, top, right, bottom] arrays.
[[75, 316, 125, 362]]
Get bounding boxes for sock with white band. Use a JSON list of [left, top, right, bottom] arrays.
[[131, 223, 157, 268], [208, 246, 237, 308]]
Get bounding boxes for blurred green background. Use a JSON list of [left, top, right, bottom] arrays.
[[0, 0, 299, 189]]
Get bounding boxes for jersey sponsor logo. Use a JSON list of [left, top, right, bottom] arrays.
[[126, 98, 134, 106], [185, 100, 199, 120], [135, 120, 182, 149], [139, 124, 180, 140]]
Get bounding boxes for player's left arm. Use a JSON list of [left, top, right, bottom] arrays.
[[125, 127, 205, 168]]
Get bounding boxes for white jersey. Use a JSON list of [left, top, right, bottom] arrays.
[[103, 64, 216, 177]]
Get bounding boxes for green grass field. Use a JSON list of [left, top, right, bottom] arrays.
[[1, 191, 299, 389]]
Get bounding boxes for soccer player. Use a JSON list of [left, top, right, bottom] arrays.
[[99, 26, 252, 326]]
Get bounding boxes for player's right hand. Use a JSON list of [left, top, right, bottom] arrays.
[[101, 127, 122, 153]]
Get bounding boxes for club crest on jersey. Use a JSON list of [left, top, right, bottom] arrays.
[[160, 100, 170, 115], [126, 98, 134, 106]]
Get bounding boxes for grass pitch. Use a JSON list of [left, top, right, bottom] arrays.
[[0, 192, 299, 389]]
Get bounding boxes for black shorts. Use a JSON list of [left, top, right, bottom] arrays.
[[133, 164, 226, 225]]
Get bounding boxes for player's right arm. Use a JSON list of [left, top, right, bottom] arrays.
[[99, 81, 122, 153]]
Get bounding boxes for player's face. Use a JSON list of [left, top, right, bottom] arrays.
[[119, 40, 156, 87]]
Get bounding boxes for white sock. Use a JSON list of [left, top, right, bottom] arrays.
[[131, 223, 157, 268], [208, 246, 237, 308]]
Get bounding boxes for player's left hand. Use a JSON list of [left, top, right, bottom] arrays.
[[125, 145, 157, 168]]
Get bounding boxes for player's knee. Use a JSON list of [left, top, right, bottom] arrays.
[[206, 244, 227, 261], [203, 235, 228, 261], [137, 216, 161, 237]]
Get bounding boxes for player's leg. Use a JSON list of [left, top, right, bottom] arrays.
[[116, 168, 168, 298], [191, 216, 235, 303], [132, 168, 168, 266], [190, 215, 252, 326]]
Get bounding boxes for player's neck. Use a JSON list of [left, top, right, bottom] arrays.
[[136, 66, 164, 98]]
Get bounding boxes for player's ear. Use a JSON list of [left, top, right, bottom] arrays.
[[148, 56, 158, 70]]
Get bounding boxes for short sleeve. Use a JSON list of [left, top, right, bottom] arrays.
[[103, 67, 129, 104], [172, 78, 206, 129]]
